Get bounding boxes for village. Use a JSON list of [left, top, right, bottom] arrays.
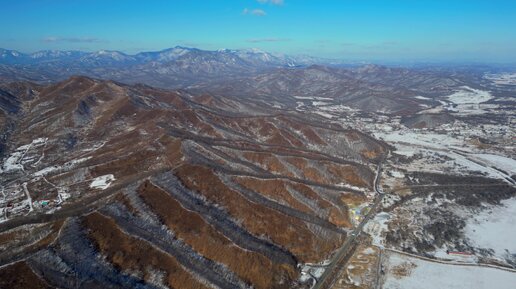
[[0, 137, 115, 223]]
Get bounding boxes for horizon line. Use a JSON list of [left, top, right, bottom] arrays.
[[1, 45, 516, 66]]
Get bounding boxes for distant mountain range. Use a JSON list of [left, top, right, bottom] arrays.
[[0, 46, 488, 114], [0, 46, 353, 87], [0, 46, 337, 66]]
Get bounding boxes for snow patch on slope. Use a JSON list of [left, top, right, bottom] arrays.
[[89, 174, 115, 190]]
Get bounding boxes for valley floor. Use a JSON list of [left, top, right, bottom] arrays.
[[381, 251, 516, 289]]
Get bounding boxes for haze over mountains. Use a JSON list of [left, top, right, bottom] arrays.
[[2, 46, 505, 89], [2, 45, 507, 115]]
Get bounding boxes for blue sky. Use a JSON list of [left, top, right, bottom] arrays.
[[1, 0, 515, 62]]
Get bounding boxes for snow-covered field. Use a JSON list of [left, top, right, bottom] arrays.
[[464, 197, 516, 262], [293, 96, 333, 101], [377, 129, 514, 181], [318, 104, 358, 113], [314, 111, 334, 119], [391, 143, 417, 157], [437, 150, 511, 180], [375, 130, 465, 150], [413, 96, 431, 100], [485, 73, 516, 86], [446, 86, 493, 104], [312, 101, 330, 106], [382, 251, 516, 289], [470, 154, 516, 175]]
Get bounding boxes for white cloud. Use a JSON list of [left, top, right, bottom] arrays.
[[242, 8, 267, 16], [257, 0, 284, 5], [247, 38, 291, 43], [42, 36, 104, 43], [252, 9, 267, 16]]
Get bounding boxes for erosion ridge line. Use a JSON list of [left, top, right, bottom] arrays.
[[149, 172, 299, 266]]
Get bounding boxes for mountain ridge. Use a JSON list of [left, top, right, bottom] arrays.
[[0, 46, 342, 67]]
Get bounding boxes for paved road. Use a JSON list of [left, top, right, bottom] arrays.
[[313, 162, 385, 289]]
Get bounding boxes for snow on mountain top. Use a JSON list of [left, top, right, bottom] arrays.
[[0, 48, 23, 58]]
